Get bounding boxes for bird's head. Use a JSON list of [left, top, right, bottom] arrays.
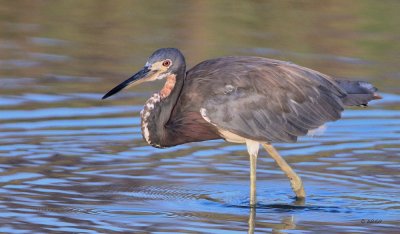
[[102, 48, 185, 99]]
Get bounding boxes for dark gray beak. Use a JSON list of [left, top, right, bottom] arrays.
[[102, 66, 151, 99]]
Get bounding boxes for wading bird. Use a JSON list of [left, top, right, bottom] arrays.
[[102, 48, 381, 206]]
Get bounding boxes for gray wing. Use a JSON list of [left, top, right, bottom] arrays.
[[187, 56, 346, 143]]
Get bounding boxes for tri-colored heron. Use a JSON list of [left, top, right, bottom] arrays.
[[102, 48, 381, 206]]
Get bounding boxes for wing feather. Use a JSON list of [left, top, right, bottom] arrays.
[[188, 56, 345, 143]]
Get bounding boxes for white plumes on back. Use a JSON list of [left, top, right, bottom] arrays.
[[307, 124, 327, 136], [360, 82, 373, 90]]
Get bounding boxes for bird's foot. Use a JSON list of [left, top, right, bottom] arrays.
[[290, 178, 306, 199]]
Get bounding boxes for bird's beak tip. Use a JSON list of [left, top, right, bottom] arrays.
[[101, 66, 151, 100]]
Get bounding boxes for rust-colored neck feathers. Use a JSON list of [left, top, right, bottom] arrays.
[[160, 74, 176, 99]]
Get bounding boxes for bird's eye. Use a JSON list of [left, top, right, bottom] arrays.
[[162, 60, 171, 67]]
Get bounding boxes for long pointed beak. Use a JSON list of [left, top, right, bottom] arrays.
[[102, 66, 151, 99]]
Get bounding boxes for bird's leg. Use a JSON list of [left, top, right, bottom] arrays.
[[262, 143, 306, 199], [246, 140, 260, 207], [249, 154, 257, 206]]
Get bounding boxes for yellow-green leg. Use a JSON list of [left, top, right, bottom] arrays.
[[246, 140, 260, 207], [262, 143, 306, 199]]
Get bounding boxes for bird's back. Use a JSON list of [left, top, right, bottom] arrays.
[[168, 56, 377, 144], [182, 56, 345, 106]]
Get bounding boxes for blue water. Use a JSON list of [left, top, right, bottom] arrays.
[[1, 1, 399, 233], [0, 92, 398, 233]]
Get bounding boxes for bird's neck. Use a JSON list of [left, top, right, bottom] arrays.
[[140, 68, 185, 148]]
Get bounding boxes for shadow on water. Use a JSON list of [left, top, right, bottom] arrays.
[[228, 199, 344, 213], [1, 1, 400, 233]]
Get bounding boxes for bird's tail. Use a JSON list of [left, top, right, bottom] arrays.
[[335, 79, 382, 107]]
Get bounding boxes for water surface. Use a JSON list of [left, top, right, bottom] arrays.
[[0, 1, 399, 233]]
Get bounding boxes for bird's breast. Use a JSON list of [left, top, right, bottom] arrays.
[[140, 93, 162, 147]]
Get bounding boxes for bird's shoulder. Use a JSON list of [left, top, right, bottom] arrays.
[[180, 56, 346, 143], [186, 56, 288, 80], [184, 56, 345, 101]]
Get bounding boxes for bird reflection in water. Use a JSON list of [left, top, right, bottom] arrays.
[[248, 199, 304, 233]]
